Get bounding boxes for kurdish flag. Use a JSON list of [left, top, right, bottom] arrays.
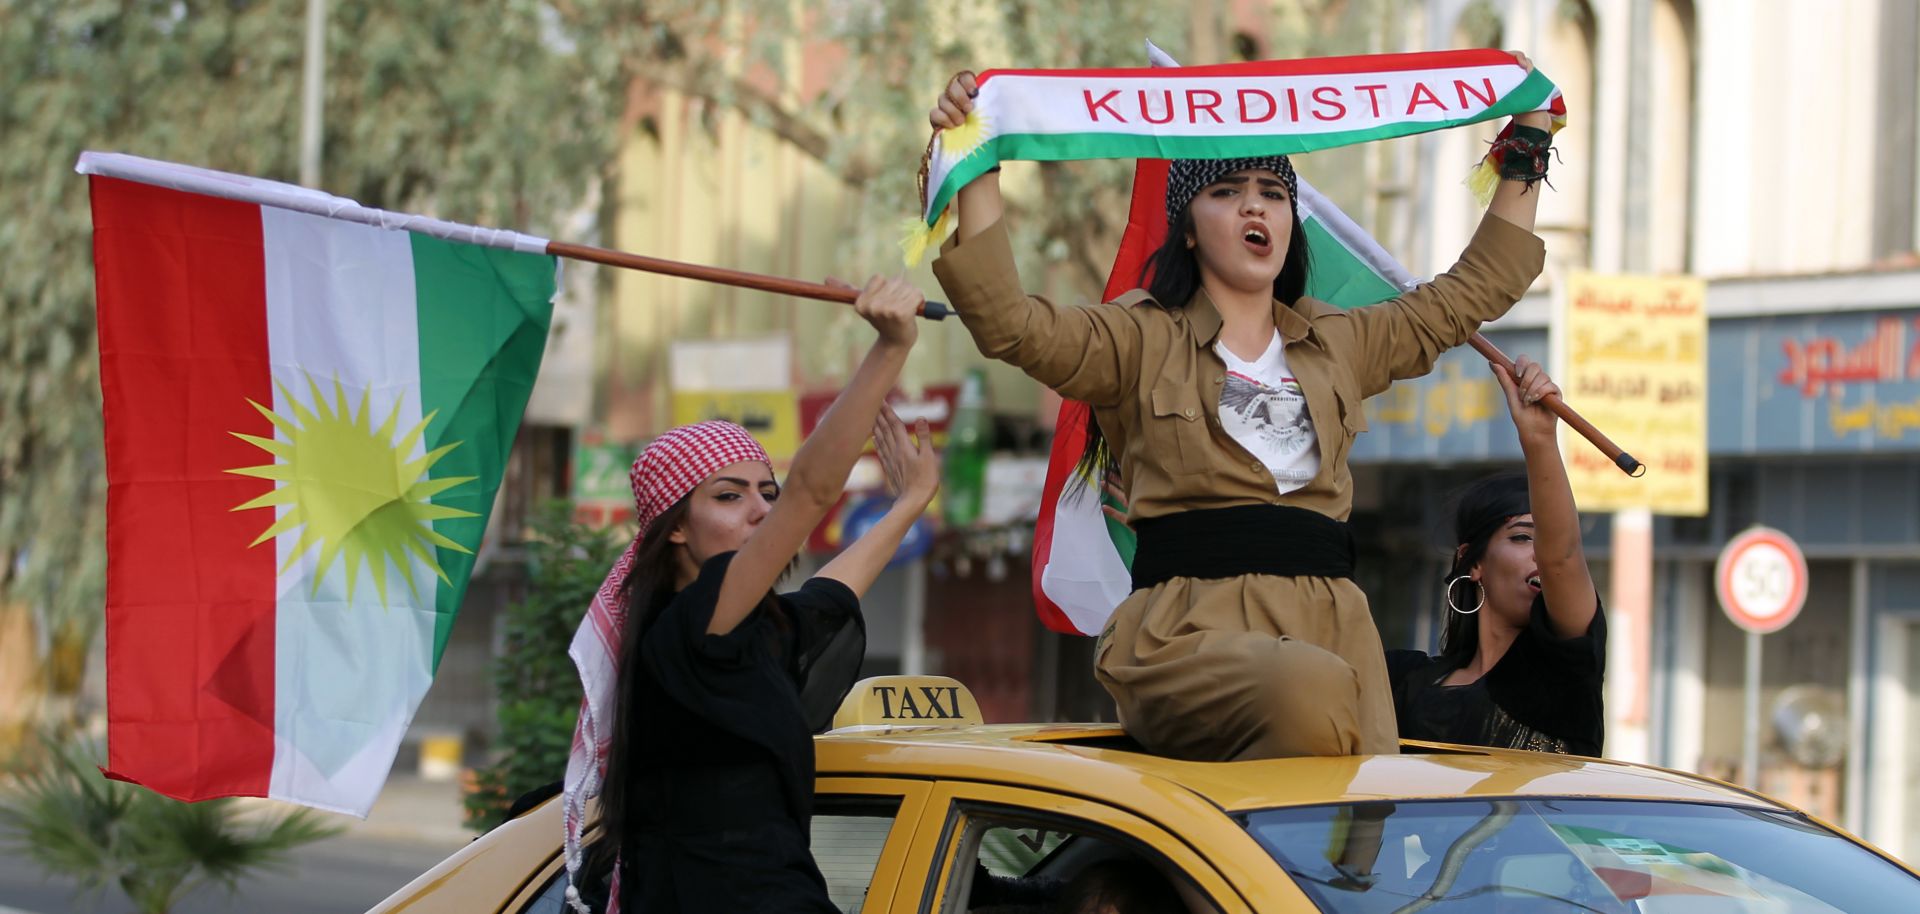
[[1031, 47, 1421, 636], [79, 152, 557, 815]]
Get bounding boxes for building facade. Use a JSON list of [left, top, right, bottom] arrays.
[[1346, 0, 1920, 860]]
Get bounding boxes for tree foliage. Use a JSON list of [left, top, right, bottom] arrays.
[[0, 0, 622, 718], [463, 501, 626, 832], [0, 733, 344, 914]]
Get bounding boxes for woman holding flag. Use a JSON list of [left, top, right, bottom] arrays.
[[560, 275, 939, 912], [1388, 355, 1606, 756], [926, 53, 1555, 762]]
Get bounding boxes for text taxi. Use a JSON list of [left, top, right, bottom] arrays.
[[369, 676, 1920, 913]]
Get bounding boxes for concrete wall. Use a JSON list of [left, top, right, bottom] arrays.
[[1691, 0, 1886, 277]]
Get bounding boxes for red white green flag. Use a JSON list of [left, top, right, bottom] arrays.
[[79, 152, 557, 815]]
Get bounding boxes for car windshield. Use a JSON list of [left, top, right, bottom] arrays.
[[1241, 798, 1917, 914]]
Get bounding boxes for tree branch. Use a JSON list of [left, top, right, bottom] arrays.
[[627, 64, 875, 187]]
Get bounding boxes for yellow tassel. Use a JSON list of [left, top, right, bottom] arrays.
[[899, 206, 953, 267], [898, 217, 934, 268], [1467, 156, 1502, 208]]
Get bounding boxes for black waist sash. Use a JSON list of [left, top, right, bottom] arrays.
[[1129, 504, 1355, 592]]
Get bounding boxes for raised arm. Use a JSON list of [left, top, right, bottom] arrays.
[[1339, 200, 1545, 397], [1495, 355, 1598, 638], [928, 71, 1143, 407], [932, 71, 1003, 246], [1339, 52, 1553, 396], [1483, 51, 1551, 235], [815, 406, 941, 597], [708, 276, 921, 635]]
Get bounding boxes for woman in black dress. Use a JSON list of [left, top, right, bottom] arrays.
[[562, 275, 936, 913], [1388, 356, 1606, 756]]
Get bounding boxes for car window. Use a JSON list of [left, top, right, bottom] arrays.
[[511, 798, 902, 914], [516, 865, 573, 914], [1242, 798, 1920, 914], [814, 798, 904, 913], [976, 824, 1071, 878], [939, 807, 1211, 914]]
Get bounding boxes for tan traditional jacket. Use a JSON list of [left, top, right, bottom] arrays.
[[931, 214, 1545, 523]]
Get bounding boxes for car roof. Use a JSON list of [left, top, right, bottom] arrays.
[[816, 723, 1782, 814]]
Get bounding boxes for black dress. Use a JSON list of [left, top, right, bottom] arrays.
[[618, 551, 865, 913], [1387, 595, 1606, 756]]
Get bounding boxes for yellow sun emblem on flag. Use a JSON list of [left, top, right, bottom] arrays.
[[227, 376, 477, 605], [939, 109, 993, 161]]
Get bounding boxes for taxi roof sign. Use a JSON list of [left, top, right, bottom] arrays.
[[831, 675, 983, 731]]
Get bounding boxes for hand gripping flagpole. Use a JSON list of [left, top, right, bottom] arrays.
[[1468, 335, 1642, 476]]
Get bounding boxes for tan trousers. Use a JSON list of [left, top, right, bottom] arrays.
[[1094, 573, 1398, 761]]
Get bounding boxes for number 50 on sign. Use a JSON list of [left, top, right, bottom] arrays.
[[1714, 526, 1809, 635]]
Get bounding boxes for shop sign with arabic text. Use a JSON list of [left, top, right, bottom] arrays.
[[1562, 273, 1709, 515]]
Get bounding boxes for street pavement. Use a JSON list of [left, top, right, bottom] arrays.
[[0, 776, 475, 914]]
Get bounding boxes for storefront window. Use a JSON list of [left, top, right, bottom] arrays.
[[1902, 621, 1920, 860]]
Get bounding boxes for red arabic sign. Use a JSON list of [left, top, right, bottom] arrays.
[[1778, 316, 1920, 398]]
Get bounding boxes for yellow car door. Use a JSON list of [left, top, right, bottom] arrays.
[[813, 777, 935, 914], [485, 779, 931, 914], [888, 781, 1280, 914]]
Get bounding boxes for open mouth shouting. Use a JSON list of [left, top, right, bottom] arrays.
[[1241, 220, 1273, 257]]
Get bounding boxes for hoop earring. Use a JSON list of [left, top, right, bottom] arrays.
[[1445, 575, 1483, 615]]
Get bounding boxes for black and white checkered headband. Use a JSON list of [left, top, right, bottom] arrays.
[[1164, 156, 1297, 227]]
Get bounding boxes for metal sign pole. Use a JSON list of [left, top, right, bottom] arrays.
[[1718, 526, 1807, 790], [1742, 629, 1761, 787], [299, 0, 326, 188]]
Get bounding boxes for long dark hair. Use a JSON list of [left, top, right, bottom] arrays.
[[590, 496, 693, 877], [1438, 473, 1531, 667], [1072, 199, 1313, 485]]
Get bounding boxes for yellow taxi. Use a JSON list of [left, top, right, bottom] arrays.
[[368, 676, 1920, 913]]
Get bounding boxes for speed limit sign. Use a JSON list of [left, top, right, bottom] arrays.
[[1715, 526, 1808, 634]]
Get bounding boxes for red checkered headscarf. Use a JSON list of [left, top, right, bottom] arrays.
[[562, 421, 772, 913], [628, 420, 775, 533]]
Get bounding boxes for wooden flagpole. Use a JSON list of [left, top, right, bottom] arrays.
[[545, 240, 952, 320]]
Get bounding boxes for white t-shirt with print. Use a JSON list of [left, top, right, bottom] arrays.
[[1214, 330, 1320, 494]]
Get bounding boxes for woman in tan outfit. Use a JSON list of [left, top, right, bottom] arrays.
[[927, 61, 1552, 762]]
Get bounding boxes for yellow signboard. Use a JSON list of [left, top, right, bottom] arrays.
[[669, 390, 800, 463], [1562, 273, 1707, 516], [831, 676, 984, 731]]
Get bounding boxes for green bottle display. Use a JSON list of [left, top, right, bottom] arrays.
[[942, 369, 990, 527]]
